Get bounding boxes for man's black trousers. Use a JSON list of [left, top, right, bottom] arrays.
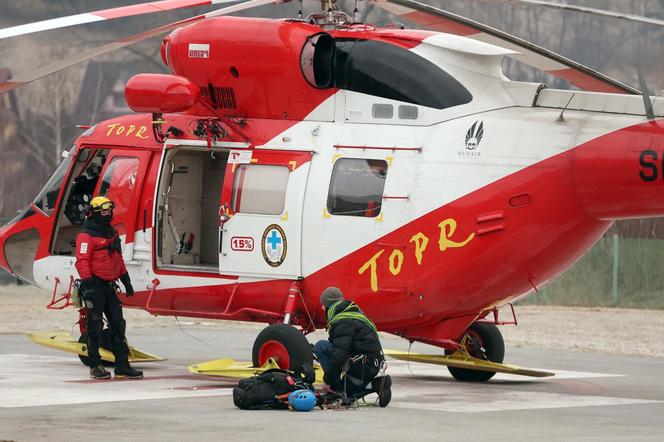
[[82, 281, 129, 368]]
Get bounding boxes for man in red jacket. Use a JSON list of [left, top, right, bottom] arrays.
[[75, 196, 143, 380]]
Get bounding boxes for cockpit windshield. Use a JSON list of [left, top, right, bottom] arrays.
[[32, 148, 76, 216]]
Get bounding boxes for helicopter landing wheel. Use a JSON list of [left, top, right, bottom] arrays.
[[252, 323, 313, 370], [78, 329, 117, 367], [446, 322, 505, 382]]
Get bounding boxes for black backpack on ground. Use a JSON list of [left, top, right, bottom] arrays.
[[232, 365, 315, 410]]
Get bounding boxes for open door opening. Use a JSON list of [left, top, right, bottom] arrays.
[[156, 148, 229, 272], [51, 147, 151, 261]]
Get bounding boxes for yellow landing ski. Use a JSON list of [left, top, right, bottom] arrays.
[[188, 357, 325, 383], [385, 349, 554, 378], [27, 331, 165, 363]]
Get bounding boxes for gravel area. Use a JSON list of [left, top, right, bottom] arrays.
[[2, 285, 663, 358]]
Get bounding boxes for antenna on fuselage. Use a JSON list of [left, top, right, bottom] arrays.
[[637, 66, 655, 120], [320, 0, 333, 13]]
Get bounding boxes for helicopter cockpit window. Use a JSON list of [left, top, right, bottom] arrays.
[[334, 39, 472, 110], [327, 159, 387, 218], [98, 161, 118, 197], [231, 165, 290, 215], [33, 154, 74, 216], [98, 157, 139, 225], [62, 151, 107, 225]]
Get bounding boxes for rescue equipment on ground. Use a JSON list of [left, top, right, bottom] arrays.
[[232, 364, 315, 410], [288, 389, 316, 411]]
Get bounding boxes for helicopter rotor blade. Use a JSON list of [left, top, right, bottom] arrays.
[[373, 0, 639, 95], [0, 0, 279, 95], [488, 0, 664, 27], [0, 0, 244, 40]]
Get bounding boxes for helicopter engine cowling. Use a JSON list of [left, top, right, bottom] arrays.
[[160, 17, 337, 120]]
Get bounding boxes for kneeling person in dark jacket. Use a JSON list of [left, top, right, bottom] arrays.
[[314, 287, 390, 402]]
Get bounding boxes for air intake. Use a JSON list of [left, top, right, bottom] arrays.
[[398, 105, 418, 120], [372, 103, 393, 119], [201, 86, 237, 109]]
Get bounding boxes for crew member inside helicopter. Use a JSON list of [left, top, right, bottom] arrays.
[[314, 287, 391, 406], [75, 196, 143, 380]]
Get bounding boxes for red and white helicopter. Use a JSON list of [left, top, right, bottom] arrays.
[[0, 0, 662, 381]]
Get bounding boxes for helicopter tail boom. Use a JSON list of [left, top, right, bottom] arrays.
[[571, 119, 664, 221]]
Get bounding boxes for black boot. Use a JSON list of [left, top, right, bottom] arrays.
[[90, 364, 111, 380], [114, 364, 143, 379], [373, 375, 392, 407]]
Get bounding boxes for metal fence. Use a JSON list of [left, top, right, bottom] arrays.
[[522, 236, 664, 309]]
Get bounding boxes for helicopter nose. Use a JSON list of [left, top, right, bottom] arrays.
[[0, 227, 9, 273], [0, 214, 40, 284]]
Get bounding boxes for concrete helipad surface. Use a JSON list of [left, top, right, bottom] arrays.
[[1, 327, 663, 441]]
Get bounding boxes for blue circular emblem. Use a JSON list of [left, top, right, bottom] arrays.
[[261, 224, 287, 267]]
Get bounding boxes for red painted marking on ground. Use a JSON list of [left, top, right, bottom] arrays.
[[552, 379, 605, 395], [172, 384, 231, 391], [65, 374, 233, 384]]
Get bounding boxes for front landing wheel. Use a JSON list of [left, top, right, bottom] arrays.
[[447, 322, 505, 382], [252, 323, 313, 370]]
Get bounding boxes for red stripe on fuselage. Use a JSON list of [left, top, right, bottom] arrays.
[[298, 120, 664, 333]]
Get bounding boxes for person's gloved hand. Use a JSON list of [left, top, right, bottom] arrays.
[[119, 273, 134, 297], [80, 277, 97, 297]]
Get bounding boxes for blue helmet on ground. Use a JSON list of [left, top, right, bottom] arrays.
[[288, 389, 316, 411]]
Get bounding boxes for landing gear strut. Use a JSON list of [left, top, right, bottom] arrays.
[[252, 323, 313, 370], [446, 322, 505, 382]]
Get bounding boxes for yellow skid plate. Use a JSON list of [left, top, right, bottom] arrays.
[[385, 349, 554, 378], [188, 357, 325, 384], [27, 331, 165, 363]]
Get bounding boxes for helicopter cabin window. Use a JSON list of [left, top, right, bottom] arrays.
[[231, 165, 289, 215], [331, 39, 472, 110], [97, 157, 140, 237], [327, 159, 387, 217], [50, 149, 110, 255], [156, 149, 229, 271], [32, 153, 75, 216]]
